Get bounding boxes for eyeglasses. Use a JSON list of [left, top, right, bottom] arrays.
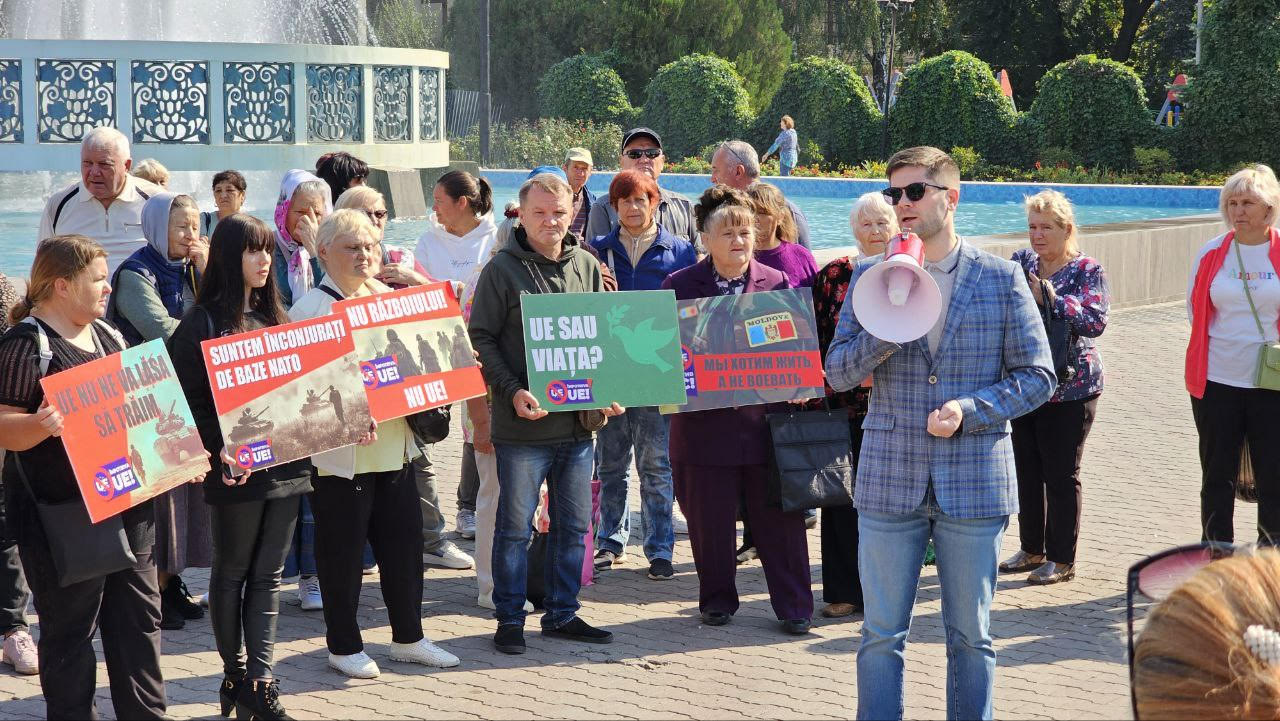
[[881, 181, 950, 205], [624, 148, 662, 160], [1125, 541, 1244, 720], [364, 209, 388, 221]]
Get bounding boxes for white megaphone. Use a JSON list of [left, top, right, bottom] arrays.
[[850, 231, 944, 343]]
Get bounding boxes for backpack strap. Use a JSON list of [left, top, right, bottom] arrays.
[[19, 316, 52, 377], [92, 318, 126, 352], [318, 284, 344, 302]]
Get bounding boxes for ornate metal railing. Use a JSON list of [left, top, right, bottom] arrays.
[[0, 39, 448, 170]]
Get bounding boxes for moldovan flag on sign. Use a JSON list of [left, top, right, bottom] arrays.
[[40, 338, 210, 523], [200, 313, 371, 471], [333, 283, 487, 421]]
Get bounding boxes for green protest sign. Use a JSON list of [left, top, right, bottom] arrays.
[[521, 290, 686, 410]]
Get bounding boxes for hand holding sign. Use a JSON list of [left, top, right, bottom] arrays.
[[220, 445, 251, 486], [35, 401, 63, 438], [602, 402, 625, 417]]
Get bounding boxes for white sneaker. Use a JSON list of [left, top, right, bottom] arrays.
[[456, 509, 477, 540], [198, 592, 210, 608], [298, 576, 323, 611], [2, 630, 38, 675], [672, 506, 689, 535], [328, 651, 380, 678], [477, 594, 534, 613], [389, 637, 460, 668], [424, 540, 474, 569]]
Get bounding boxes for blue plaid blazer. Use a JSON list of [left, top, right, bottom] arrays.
[[825, 241, 1055, 519]]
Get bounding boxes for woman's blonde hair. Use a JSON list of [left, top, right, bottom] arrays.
[[335, 184, 385, 211], [132, 158, 169, 187], [1024, 189, 1080, 255], [9, 234, 106, 325], [1134, 550, 1280, 720], [316, 208, 377, 251], [780, 115, 794, 129], [1220, 164, 1280, 227], [746, 182, 796, 243]]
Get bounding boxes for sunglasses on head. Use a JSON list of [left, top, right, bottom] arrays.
[[881, 181, 950, 205], [624, 148, 662, 160], [1125, 541, 1245, 720], [364, 209, 388, 221]]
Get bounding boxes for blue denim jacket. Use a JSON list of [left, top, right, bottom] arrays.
[[590, 223, 697, 291]]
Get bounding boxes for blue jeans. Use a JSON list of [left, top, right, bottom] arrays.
[[493, 441, 594, 628], [780, 152, 797, 176], [282, 495, 317, 578], [595, 407, 675, 562], [856, 490, 1008, 721]]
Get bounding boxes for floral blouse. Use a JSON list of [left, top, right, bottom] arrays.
[[1011, 248, 1110, 402], [809, 256, 870, 417]]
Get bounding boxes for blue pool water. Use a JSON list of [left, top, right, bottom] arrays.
[[0, 170, 1217, 278]]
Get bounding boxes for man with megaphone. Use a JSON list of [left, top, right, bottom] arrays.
[[824, 146, 1055, 721]]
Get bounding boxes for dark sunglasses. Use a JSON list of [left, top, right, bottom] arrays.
[[624, 148, 662, 160], [1125, 541, 1243, 720], [881, 181, 950, 205], [364, 209, 389, 221]]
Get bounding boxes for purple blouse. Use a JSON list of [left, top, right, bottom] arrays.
[[755, 241, 818, 288], [1012, 248, 1110, 402]]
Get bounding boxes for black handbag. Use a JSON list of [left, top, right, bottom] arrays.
[[11, 453, 136, 587], [406, 404, 451, 444], [1034, 277, 1076, 383], [766, 402, 856, 512]]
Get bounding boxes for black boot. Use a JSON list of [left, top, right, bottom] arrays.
[[162, 575, 205, 621], [235, 679, 291, 720], [219, 675, 245, 717]]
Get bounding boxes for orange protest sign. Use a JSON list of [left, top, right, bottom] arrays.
[[333, 283, 487, 421]]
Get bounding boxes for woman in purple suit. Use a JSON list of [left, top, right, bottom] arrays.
[[661, 185, 814, 635]]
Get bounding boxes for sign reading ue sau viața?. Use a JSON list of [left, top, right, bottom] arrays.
[[661, 288, 825, 413], [40, 339, 211, 523], [201, 314, 371, 471], [520, 290, 687, 410], [332, 283, 487, 421]]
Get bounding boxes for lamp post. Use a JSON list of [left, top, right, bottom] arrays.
[[876, 0, 913, 159], [479, 0, 490, 166]]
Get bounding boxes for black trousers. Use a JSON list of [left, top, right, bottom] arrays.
[[1190, 381, 1280, 543], [310, 466, 425, 655], [0, 470, 30, 635], [1011, 395, 1098, 564], [20, 540, 166, 720], [821, 418, 864, 606], [210, 497, 300, 680]]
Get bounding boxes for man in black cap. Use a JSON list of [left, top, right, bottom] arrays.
[[583, 128, 700, 249]]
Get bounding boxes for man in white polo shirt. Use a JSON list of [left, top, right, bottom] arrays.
[[38, 126, 163, 273]]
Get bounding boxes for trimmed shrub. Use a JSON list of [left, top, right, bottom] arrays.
[[1178, 0, 1280, 170], [751, 56, 881, 168], [889, 51, 1021, 166], [949, 146, 982, 179], [1028, 54, 1153, 169], [640, 54, 754, 160], [1039, 146, 1081, 169], [1134, 146, 1176, 175], [451, 118, 624, 170], [537, 53, 635, 126]]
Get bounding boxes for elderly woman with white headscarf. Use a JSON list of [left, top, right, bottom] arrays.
[[104, 191, 212, 631], [273, 169, 332, 306]]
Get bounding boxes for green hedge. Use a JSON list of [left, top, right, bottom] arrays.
[[640, 54, 754, 160], [450, 118, 624, 170], [1177, 0, 1280, 170], [889, 51, 1023, 166], [1028, 54, 1153, 169], [536, 53, 635, 126], [751, 56, 881, 168]]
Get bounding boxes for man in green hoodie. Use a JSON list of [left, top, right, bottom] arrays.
[[467, 173, 624, 655]]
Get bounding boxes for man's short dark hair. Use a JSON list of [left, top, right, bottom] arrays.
[[315, 151, 370, 205]]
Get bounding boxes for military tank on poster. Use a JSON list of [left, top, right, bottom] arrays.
[[154, 401, 204, 464]]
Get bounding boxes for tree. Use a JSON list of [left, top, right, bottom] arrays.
[[1130, 0, 1199, 106], [889, 51, 1021, 165], [1028, 54, 1153, 168], [370, 0, 442, 49], [641, 54, 754, 159], [753, 56, 881, 167], [536, 54, 634, 126], [1111, 0, 1158, 61], [1178, 0, 1280, 169]]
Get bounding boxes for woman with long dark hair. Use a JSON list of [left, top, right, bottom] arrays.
[[169, 215, 312, 720]]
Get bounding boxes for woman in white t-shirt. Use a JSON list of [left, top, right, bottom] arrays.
[[414, 171, 499, 555], [1185, 164, 1280, 544]]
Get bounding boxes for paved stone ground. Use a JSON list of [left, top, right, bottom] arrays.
[[0, 302, 1263, 720]]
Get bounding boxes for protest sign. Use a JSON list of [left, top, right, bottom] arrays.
[[662, 288, 824, 413], [521, 290, 686, 410], [40, 339, 210, 523], [201, 313, 370, 470], [332, 283, 486, 421]]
